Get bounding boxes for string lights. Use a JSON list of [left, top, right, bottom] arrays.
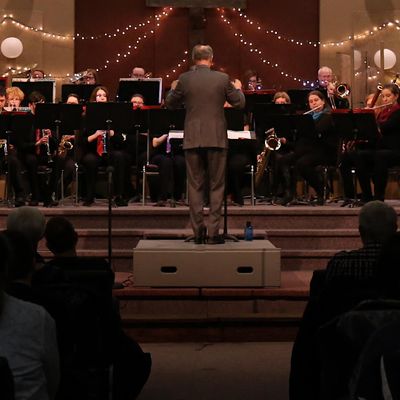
[[231, 8, 400, 48], [0, 8, 172, 41], [162, 50, 189, 80], [218, 9, 316, 86]]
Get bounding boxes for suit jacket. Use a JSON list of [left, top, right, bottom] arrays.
[[165, 65, 245, 150]]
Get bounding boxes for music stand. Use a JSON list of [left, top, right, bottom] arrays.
[[117, 78, 162, 105], [61, 84, 98, 103], [12, 79, 56, 106], [332, 109, 379, 206], [223, 108, 249, 242], [287, 89, 311, 112], [85, 102, 133, 268], [0, 111, 34, 206]]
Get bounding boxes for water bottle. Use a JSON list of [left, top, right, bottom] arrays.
[[244, 221, 253, 241]]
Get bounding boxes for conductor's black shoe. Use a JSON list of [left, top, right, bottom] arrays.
[[14, 197, 25, 207], [311, 197, 325, 206], [207, 235, 225, 245], [28, 200, 39, 207], [115, 197, 128, 207], [194, 226, 207, 244], [154, 200, 167, 207], [43, 200, 59, 208], [83, 199, 94, 207]]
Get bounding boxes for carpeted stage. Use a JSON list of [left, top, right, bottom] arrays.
[[2, 200, 398, 341]]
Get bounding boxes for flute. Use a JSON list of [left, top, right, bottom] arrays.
[[303, 104, 323, 115]]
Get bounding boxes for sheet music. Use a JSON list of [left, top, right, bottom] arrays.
[[168, 130, 254, 140]]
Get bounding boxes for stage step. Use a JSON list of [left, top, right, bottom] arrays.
[[116, 271, 310, 342]]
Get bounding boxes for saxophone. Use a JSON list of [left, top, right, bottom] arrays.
[[255, 128, 281, 187], [57, 135, 74, 158]]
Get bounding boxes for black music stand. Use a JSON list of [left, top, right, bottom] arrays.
[[35, 103, 84, 204], [12, 79, 55, 106], [332, 110, 379, 207], [223, 108, 248, 242], [287, 89, 311, 112], [0, 111, 34, 206], [85, 102, 132, 268], [117, 78, 162, 104], [61, 84, 98, 103]]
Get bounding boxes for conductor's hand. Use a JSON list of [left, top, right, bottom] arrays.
[[232, 79, 242, 90], [170, 80, 179, 90]]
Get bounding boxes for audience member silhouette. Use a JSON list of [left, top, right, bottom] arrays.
[[39, 216, 152, 400], [289, 200, 398, 400], [0, 232, 60, 400], [6, 206, 46, 269]]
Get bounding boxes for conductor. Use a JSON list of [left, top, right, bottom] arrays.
[[166, 44, 245, 244]]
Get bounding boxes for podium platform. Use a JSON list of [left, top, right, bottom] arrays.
[[133, 240, 281, 287]]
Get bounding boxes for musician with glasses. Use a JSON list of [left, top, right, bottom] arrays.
[[80, 86, 128, 207], [355, 83, 400, 203], [317, 66, 349, 110]]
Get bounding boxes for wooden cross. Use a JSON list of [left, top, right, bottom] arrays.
[[147, 0, 246, 48]]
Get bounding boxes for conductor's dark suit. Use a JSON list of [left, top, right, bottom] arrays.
[[166, 65, 245, 238]]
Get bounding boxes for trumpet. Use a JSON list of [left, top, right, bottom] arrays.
[[42, 129, 53, 163]]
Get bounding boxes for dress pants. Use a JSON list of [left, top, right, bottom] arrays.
[[185, 147, 227, 238]]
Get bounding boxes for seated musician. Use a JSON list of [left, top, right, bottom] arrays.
[[269, 92, 296, 205], [0, 86, 6, 110], [355, 83, 400, 203], [80, 86, 128, 207], [5, 86, 25, 111], [121, 93, 149, 201], [1, 87, 26, 206], [243, 69, 262, 91], [48, 93, 82, 200], [150, 130, 186, 207], [131, 66, 146, 79], [16, 91, 59, 207], [29, 69, 45, 80], [338, 92, 381, 206], [290, 90, 337, 205], [317, 66, 350, 109]]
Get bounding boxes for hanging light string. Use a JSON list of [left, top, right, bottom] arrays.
[[230, 8, 400, 48], [0, 8, 172, 41], [218, 9, 316, 86], [94, 8, 173, 72], [162, 50, 189, 80]]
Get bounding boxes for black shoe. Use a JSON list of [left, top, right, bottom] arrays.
[[311, 197, 324, 206], [43, 200, 59, 208], [194, 226, 207, 244], [340, 198, 354, 207], [154, 200, 167, 207], [207, 235, 225, 245], [115, 197, 128, 207], [28, 200, 39, 207], [83, 199, 94, 207]]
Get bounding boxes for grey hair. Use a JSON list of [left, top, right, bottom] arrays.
[[318, 66, 333, 76], [359, 201, 398, 244], [6, 206, 46, 246], [192, 45, 213, 62]]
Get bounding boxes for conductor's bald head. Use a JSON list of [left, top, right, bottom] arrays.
[[192, 45, 213, 63]]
